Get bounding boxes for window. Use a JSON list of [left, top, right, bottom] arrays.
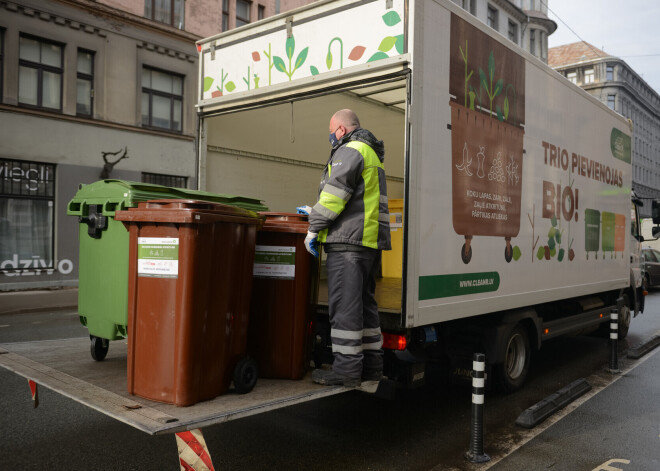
[[141, 67, 183, 132], [258, 4, 265, 21], [18, 35, 63, 111], [487, 6, 498, 30], [508, 20, 518, 44], [236, 0, 251, 27], [142, 172, 187, 188], [470, 0, 477, 15], [606, 65, 614, 81], [584, 69, 594, 84], [77, 49, 94, 116], [0, 159, 56, 269], [608, 94, 616, 110], [145, 0, 185, 29], [567, 71, 577, 84], [0, 29, 4, 101], [529, 29, 536, 55], [222, 0, 229, 31]]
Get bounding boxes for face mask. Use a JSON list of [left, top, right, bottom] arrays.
[[329, 132, 339, 147]]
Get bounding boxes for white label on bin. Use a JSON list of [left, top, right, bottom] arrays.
[[390, 212, 403, 231], [137, 237, 179, 278], [253, 245, 296, 279]]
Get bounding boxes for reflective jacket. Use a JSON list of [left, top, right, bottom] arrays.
[[308, 128, 391, 251]]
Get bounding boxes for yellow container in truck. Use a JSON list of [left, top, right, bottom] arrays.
[[382, 199, 404, 278]]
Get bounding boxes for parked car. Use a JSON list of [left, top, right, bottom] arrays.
[[642, 247, 660, 288]]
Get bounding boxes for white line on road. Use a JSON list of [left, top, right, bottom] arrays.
[[0, 325, 9, 328]]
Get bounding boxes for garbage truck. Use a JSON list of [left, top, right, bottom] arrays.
[[195, 0, 645, 391], [0, 0, 649, 463]]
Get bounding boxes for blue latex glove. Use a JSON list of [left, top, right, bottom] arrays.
[[304, 231, 319, 257], [296, 205, 312, 215]]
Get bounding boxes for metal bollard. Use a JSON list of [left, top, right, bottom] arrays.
[[609, 308, 620, 373], [465, 353, 490, 463]]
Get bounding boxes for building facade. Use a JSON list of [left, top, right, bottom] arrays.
[[549, 41, 660, 216], [0, 0, 313, 291], [451, 0, 557, 63]]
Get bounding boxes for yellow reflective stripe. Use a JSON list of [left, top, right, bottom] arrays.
[[346, 141, 382, 249], [318, 191, 346, 217], [318, 228, 328, 242]]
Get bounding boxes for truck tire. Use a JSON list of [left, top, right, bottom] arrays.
[[495, 325, 531, 393]]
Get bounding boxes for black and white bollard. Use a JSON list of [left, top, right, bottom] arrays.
[[466, 353, 490, 463], [609, 308, 620, 374]]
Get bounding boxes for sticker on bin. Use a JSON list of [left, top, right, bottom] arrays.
[[137, 237, 179, 278], [254, 245, 296, 279]]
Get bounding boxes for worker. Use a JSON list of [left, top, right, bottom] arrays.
[[303, 109, 391, 387]]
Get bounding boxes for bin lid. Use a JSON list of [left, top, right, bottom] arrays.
[[67, 179, 268, 217], [259, 212, 309, 234], [115, 199, 265, 226]]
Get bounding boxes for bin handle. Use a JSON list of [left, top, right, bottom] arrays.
[[79, 204, 108, 239]]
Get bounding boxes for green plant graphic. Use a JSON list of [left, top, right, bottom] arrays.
[[203, 76, 214, 92], [478, 51, 503, 118], [273, 36, 309, 81], [217, 69, 236, 93], [326, 37, 343, 70], [367, 10, 404, 62], [459, 40, 473, 109], [242, 66, 251, 90], [263, 43, 275, 85]]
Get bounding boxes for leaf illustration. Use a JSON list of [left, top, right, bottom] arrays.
[[555, 231, 562, 244], [382, 11, 401, 26], [488, 52, 495, 80], [203, 76, 214, 92], [378, 36, 397, 53], [503, 97, 510, 120], [310, 66, 320, 76], [479, 68, 487, 89], [294, 47, 309, 70], [252, 51, 261, 61], [494, 79, 503, 97], [496, 105, 503, 122], [558, 248, 565, 262], [367, 51, 389, 62], [512, 246, 522, 261], [286, 36, 295, 60], [536, 246, 545, 260], [273, 56, 287, 73], [225, 81, 236, 92], [551, 215, 558, 227], [348, 46, 366, 61], [326, 51, 333, 69], [394, 34, 404, 54]]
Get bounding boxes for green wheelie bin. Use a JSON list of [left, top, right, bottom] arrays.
[[67, 179, 268, 361]]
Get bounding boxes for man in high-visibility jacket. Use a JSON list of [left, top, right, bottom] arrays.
[[305, 109, 391, 387]]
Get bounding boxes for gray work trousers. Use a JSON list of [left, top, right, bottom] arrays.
[[326, 249, 383, 378]]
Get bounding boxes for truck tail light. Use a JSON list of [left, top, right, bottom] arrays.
[[382, 332, 407, 350]]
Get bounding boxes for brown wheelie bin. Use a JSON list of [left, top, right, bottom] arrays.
[[248, 213, 317, 379], [115, 200, 264, 406]]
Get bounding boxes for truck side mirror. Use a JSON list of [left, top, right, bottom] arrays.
[[653, 200, 660, 224], [653, 226, 660, 239]]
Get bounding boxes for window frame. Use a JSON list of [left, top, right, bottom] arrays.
[[508, 20, 518, 44], [18, 34, 64, 112], [529, 29, 536, 55], [258, 4, 265, 21], [607, 94, 616, 110], [144, 0, 185, 29], [236, 0, 251, 27], [0, 158, 57, 270], [222, 0, 229, 31], [0, 28, 4, 102], [487, 5, 499, 31], [141, 66, 184, 133], [76, 48, 95, 117], [606, 65, 614, 81], [584, 68, 595, 84]]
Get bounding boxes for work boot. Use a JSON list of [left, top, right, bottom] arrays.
[[361, 368, 383, 382], [312, 369, 361, 387]]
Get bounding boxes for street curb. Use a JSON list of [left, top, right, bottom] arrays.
[[627, 335, 660, 359], [515, 378, 592, 429], [0, 289, 78, 316]]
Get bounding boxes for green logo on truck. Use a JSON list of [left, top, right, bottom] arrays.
[[610, 128, 631, 163], [419, 272, 500, 300]]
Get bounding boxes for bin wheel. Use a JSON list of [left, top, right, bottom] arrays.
[[504, 244, 513, 263], [233, 357, 258, 394], [90, 336, 109, 361], [461, 243, 472, 264]]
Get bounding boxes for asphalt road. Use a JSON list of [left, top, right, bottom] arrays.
[[1, 292, 659, 470]]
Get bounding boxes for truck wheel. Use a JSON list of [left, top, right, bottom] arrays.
[[233, 357, 258, 394], [495, 325, 530, 393], [90, 336, 109, 361], [461, 243, 472, 264], [618, 296, 631, 340]]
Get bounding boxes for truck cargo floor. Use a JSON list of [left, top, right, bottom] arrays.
[[0, 337, 358, 435]]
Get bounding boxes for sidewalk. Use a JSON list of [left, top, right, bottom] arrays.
[[0, 288, 78, 315]]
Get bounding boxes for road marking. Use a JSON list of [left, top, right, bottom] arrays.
[[592, 458, 631, 471], [481, 347, 659, 469], [0, 325, 10, 328]]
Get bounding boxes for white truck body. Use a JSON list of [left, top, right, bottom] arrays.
[[196, 0, 640, 336]]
